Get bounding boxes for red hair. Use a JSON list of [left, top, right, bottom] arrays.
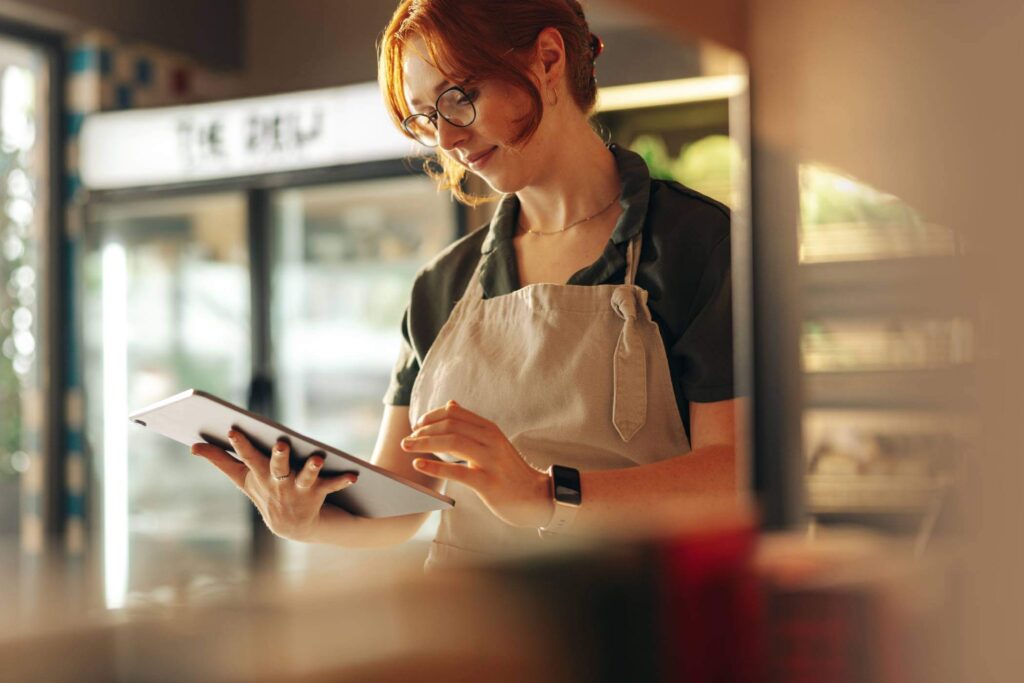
[[377, 0, 600, 205]]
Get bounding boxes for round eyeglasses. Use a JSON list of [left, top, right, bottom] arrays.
[[402, 85, 478, 147]]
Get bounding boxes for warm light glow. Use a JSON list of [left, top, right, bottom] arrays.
[[102, 242, 129, 609], [597, 75, 747, 112]]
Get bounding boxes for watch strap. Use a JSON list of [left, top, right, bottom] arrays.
[[538, 465, 581, 536]]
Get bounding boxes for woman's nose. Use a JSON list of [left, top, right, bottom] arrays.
[[435, 116, 468, 151]]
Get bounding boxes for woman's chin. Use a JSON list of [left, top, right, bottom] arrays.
[[474, 170, 524, 196]]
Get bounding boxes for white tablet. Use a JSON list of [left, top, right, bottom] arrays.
[[128, 388, 454, 518]]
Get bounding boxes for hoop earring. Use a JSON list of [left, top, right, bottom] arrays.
[[546, 87, 559, 107]]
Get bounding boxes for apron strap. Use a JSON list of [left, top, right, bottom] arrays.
[[462, 252, 487, 301], [610, 284, 648, 442], [611, 231, 648, 441], [624, 232, 643, 286]]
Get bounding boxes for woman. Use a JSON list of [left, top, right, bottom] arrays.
[[192, 0, 740, 568]]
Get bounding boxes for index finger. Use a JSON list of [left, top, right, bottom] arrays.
[[415, 400, 494, 431], [191, 443, 249, 489]]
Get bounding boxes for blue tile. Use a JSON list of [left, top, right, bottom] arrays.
[[115, 84, 133, 110], [65, 494, 85, 518], [65, 112, 85, 138], [64, 429, 82, 453], [63, 236, 81, 388], [99, 48, 112, 76], [68, 47, 96, 74], [63, 173, 81, 202], [135, 57, 152, 85]]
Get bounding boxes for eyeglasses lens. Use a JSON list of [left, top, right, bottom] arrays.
[[437, 89, 474, 127], [403, 88, 476, 147], [404, 115, 436, 146]]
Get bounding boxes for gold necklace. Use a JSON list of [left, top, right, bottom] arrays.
[[521, 195, 618, 236]]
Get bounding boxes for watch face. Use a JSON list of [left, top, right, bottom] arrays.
[[552, 465, 582, 506]]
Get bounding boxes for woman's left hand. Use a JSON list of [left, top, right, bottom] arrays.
[[401, 400, 554, 529]]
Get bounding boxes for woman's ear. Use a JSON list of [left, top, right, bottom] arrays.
[[534, 26, 566, 85]]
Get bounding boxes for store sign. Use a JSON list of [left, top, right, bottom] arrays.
[[80, 82, 422, 189]]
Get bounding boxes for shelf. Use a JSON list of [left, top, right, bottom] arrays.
[[804, 367, 976, 410], [806, 474, 951, 514], [800, 256, 970, 319]]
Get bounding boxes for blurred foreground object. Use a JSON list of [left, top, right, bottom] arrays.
[[0, 504, 957, 682]]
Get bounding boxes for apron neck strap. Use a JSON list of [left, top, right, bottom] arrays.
[[463, 229, 644, 301], [463, 252, 487, 301], [624, 232, 643, 286]]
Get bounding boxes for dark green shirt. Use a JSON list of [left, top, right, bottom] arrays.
[[384, 144, 734, 439]]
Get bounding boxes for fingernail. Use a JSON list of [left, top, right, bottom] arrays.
[[413, 459, 426, 469], [228, 431, 238, 440]]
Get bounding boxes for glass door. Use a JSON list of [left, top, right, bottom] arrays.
[[83, 192, 252, 607], [270, 174, 457, 572], [0, 31, 55, 575]]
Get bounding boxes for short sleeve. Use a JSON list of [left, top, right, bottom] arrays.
[[382, 305, 419, 406], [378, 227, 489, 407], [670, 235, 735, 402]]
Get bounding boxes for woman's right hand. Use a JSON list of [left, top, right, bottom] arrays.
[[191, 430, 358, 542]]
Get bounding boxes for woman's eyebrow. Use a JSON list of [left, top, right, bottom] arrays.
[[409, 79, 454, 108]]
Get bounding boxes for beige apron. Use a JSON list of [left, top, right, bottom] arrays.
[[409, 213, 691, 569]]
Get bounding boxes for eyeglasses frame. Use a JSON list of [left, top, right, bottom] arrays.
[[401, 84, 478, 148]]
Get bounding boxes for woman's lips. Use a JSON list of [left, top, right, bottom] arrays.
[[467, 146, 497, 169]]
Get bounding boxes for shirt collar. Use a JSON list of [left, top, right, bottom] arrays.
[[476, 144, 651, 297], [480, 143, 651, 255]]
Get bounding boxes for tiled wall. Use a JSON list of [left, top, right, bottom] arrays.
[[52, 31, 242, 556]]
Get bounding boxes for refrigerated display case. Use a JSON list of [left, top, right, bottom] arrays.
[[269, 174, 457, 573], [80, 163, 463, 602], [83, 193, 254, 604], [82, 167, 460, 602], [596, 96, 737, 208], [271, 176, 455, 458], [76, 80, 465, 602], [797, 165, 971, 540]]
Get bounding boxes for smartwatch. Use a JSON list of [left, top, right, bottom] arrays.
[[538, 464, 581, 536]]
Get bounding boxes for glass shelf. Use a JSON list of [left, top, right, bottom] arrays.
[[798, 164, 959, 264], [802, 317, 973, 374], [803, 409, 967, 514]]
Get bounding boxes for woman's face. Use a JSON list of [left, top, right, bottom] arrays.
[[402, 36, 547, 194]]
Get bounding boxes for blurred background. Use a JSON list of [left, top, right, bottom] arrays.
[[0, 0, 1020, 680]]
